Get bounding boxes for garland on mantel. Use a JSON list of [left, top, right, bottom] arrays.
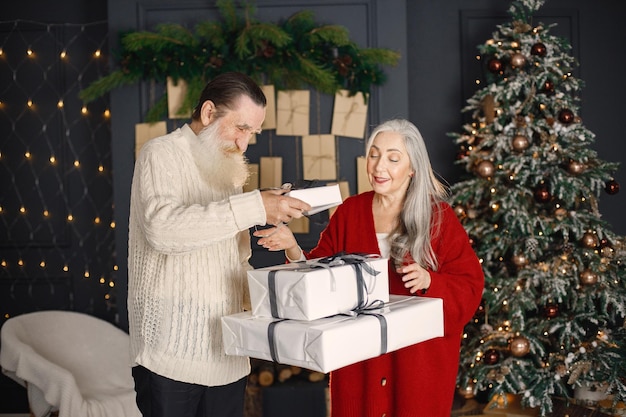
[[80, 0, 401, 121]]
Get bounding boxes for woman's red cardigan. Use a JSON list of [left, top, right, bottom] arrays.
[[305, 191, 484, 417]]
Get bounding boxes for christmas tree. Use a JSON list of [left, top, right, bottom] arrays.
[[450, 1, 626, 415]]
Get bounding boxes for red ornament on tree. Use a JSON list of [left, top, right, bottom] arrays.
[[488, 58, 503, 73], [544, 303, 559, 318], [483, 348, 500, 365], [605, 179, 620, 195], [542, 80, 555, 94], [558, 109, 575, 124], [531, 42, 547, 57], [534, 185, 551, 203]]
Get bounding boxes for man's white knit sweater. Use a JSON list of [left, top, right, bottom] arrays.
[[128, 124, 266, 386]]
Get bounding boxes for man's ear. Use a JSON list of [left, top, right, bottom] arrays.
[[199, 100, 216, 126]]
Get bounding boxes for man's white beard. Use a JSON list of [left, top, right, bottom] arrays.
[[194, 121, 250, 190]]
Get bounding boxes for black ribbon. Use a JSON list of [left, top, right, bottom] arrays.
[[266, 253, 382, 318], [267, 318, 287, 363]]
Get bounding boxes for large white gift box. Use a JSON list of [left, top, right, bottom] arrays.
[[248, 255, 389, 321], [286, 184, 343, 215], [221, 295, 444, 373]]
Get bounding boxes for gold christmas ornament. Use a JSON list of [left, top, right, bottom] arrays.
[[512, 253, 529, 267], [581, 231, 599, 248], [458, 382, 475, 399], [510, 53, 527, 68], [568, 160, 586, 175], [476, 160, 495, 178], [511, 134, 530, 152], [579, 268, 598, 285], [554, 207, 568, 220], [509, 335, 531, 357], [454, 205, 466, 219]]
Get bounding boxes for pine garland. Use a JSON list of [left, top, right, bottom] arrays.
[[79, 0, 400, 121]]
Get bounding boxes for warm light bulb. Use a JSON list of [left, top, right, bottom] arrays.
[[49, 156, 56, 164], [39, 261, 46, 268], [81, 106, 88, 114], [67, 214, 73, 221], [98, 165, 104, 172], [104, 109, 110, 118], [1, 260, 6, 267], [108, 281, 115, 288], [63, 265, 69, 272], [18, 259, 24, 266], [85, 271, 91, 278], [94, 49, 101, 57], [104, 294, 111, 300], [60, 50, 67, 59], [99, 277, 105, 284], [475, 79, 481, 85], [19, 206, 26, 214], [74, 160, 80, 167], [27, 48, 33, 56], [0, 48, 3, 56], [110, 221, 116, 229], [475, 55, 481, 61], [25, 151, 31, 159], [113, 265, 119, 271], [27, 100, 33, 107], [94, 217, 101, 224], [57, 100, 64, 108], [43, 210, 49, 217]]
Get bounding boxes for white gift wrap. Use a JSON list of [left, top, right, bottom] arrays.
[[221, 295, 444, 373], [248, 256, 389, 321]]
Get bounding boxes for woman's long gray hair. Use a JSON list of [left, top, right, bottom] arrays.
[[365, 119, 449, 271]]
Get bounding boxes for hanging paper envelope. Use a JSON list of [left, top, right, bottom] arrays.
[[302, 135, 337, 181], [276, 90, 310, 136], [260, 157, 283, 189], [357, 156, 373, 194], [331, 90, 368, 139], [166, 77, 191, 119], [135, 121, 167, 159], [262, 85, 277, 130], [243, 163, 259, 193]]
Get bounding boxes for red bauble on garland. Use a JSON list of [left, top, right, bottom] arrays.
[[558, 109, 575, 124], [605, 179, 620, 195], [488, 58, 503, 73], [534, 185, 551, 203], [531, 42, 547, 57], [483, 348, 500, 365]]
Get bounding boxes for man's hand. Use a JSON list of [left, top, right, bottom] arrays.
[[260, 189, 311, 226]]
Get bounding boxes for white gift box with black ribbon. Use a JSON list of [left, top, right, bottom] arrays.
[[221, 295, 444, 373], [248, 254, 389, 321]]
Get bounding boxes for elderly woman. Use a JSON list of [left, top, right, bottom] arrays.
[[254, 119, 484, 417]]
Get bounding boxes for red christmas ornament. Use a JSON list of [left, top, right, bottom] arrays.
[[542, 80, 555, 94], [558, 109, 575, 124], [531, 42, 547, 57], [483, 348, 500, 365], [488, 58, 503, 73], [544, 303, 559, 318], [605, 179, 620, 195], [534, 185, 551, 203]]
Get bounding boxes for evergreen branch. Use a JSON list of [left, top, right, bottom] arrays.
[[78, 70, 139, 103]]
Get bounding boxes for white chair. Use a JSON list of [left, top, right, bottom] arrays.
[[0, 310, 141, 417]]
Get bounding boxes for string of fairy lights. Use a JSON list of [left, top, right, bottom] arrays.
[[0, 20, 117, 322]]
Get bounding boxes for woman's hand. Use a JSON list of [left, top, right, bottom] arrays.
[[253, 223, 299, 252], [397, 262, 431, 294]]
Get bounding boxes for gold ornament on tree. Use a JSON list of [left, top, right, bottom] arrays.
[[568, 160, 586, 175], [511, 253, 529, 268], [581, 231, 599, 248], [511, 134, 530, 152], [509, 335, 531, 357], [510, 53, 527, 68], [476, 160, 496, 178], [579, 268, 598, 285]]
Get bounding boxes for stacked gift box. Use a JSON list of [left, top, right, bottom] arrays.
[[222, 254, 444, 373]]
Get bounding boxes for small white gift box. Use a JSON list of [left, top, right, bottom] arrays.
[[286, 184, 343, 216], [248, 255, 389, 321], [221, 295, 444, 373]]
